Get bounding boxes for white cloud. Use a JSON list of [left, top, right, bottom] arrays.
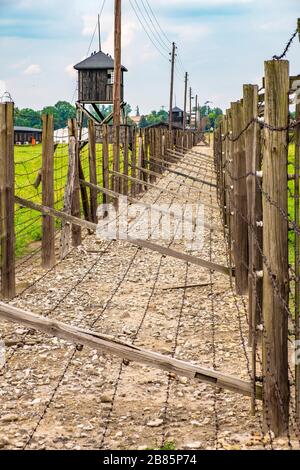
[[65, 63, 77, 78], [23, 64, 41, 75]]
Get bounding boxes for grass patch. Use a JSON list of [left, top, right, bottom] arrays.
[[13, 142, 129, 258]]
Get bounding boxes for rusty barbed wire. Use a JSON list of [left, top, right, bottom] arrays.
[[273, 29, 298, 60]]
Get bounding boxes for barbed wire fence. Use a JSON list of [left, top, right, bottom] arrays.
[[214, 22, 300, 438]]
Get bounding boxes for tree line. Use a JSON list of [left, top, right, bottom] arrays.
[[14, 102, 223, 130]]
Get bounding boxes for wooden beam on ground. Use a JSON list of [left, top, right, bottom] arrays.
[[0, 301, 259, 399], [14, 196, 231, 275]]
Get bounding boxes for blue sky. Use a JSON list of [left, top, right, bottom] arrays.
[[0, 0, 299, 114]]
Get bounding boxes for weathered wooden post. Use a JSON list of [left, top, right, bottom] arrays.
[[131, 127, 137, 197], [243, 84, 263, 413], [137, 129, 143, 194], [296, 20, 300, 424], [231, 100, 249, 295], [123, 126, 129, 196], [295, 102, 300, 424], [69, 119, 81, 247], [88, 120, 98, 223], [41, 114, 55, 268], [102, 124, 109, 204], [262, 60, 289, 436], [0, 102, 15, 299]]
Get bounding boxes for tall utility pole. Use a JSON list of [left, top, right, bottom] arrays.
[[183, 72, 188, 131], [113, 0, 121, 193], [169, 42, 176, 132], [98, 14, 101, 51], [195, 94, 198, 130]]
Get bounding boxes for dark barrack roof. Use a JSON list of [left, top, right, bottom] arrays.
[[74, 51, 128, 71], [14, 126, 42, 132]]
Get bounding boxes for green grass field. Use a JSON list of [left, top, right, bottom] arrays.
[[14, 142, 124, 258]]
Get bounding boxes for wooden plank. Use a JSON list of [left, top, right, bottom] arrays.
[[130, 127, 137, 197], [102, 124, 110, 206], [295, 103, 300, 423], [137, 130, 144, 193], [60, 122, 79, 258], [41, 114, 55, 269], [69, 119, 82, 247], [88, 120, 98, 223], [0, 301, 261, 398], [15, 196, 230, 275], [0, 103, 15, 299], [123, 125, 129, 195], [262, 60, 289, 436], [231, 101, 249, 295], [243, 84, 262, 414]]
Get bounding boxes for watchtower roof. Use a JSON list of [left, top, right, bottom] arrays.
[[74, 51, 128, 71], [172, 106, 183, 113]]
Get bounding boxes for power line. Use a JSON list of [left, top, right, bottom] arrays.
[[144, 0, 172, 45], [129, 0, 169, 61], [139, 0, 170, 52]]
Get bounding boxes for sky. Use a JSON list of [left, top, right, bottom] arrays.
[[0, 0, 299, 115]]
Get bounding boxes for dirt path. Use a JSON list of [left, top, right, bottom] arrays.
[[0, 145, 298, 451]]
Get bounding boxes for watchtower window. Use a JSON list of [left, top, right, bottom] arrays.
[[107, 70, 115, 85]]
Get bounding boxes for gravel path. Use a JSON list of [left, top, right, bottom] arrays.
[[0, 145, 298, 451]]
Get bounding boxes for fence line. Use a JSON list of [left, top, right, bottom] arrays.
[[214, 24, 300, 436]]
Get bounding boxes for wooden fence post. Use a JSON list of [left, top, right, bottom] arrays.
[[0, 102, 15, 299], [88, 120, 98, 223], [138, 129, 143, 194], [131, 127, 137, 197], [262, 60, 289, 436], [122, 126, 129, 196], [102, 124, 110, 204], [41, 114, 55, 269], [231, 100, 249, 295], [69, 119, 81, 247], [243, 84, 263, 413], [294, 17, 300, 424]]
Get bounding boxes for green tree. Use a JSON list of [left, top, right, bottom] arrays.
[[14, 107, 41, 128], [54, 101, 76, 128]]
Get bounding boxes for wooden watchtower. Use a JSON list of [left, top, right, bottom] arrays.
[[74, 50, 128, 125]]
